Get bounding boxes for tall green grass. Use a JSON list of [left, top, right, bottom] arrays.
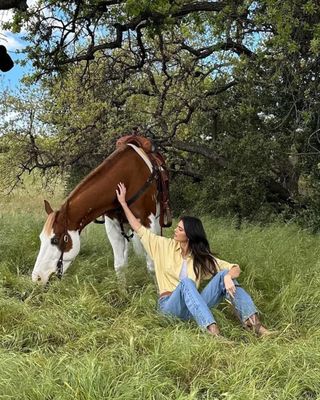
[[0, 194, 319, 399]]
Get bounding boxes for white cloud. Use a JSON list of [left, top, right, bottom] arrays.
[[0, 10, 19, 50], [0, 9, 14, 25], [0, 4, 34, 51], [0, 0, 39, 45], [0, 31, 25, 50]]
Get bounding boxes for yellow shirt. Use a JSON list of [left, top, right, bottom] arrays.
[[137, 225, 235, 294]]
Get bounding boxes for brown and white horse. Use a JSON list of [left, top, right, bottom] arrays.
[[32, 143, 161, 285]]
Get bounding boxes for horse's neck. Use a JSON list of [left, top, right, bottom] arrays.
[[64, 181, 116, 231], [62, 147, 141, 231]]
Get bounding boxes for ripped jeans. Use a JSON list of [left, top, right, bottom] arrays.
[[158, 271, 257, 329]]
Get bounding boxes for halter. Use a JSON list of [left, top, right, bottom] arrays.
[[55, 234, 69, 279], [51, 200, 70, 279]]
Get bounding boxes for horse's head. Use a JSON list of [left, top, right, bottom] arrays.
[[32, 200, 81, 285]]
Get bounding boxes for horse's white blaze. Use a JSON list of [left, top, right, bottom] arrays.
[[32, 229, 80, 285]]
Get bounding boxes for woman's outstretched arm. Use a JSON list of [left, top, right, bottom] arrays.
[[116, 182, 142, 232]]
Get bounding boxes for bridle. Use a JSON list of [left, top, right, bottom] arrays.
[[51, 233, 69, 279], [50, 161, 159, 279], [50, 200, 70, 280]]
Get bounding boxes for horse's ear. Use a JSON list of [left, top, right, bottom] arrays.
[[44, 200, 54, 215]]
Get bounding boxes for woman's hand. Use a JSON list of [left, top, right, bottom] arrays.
[[228, 264, 241, 279], [115, 182, 142, 232], [224, 274, 236, 299], [116, 182, 127, 205]]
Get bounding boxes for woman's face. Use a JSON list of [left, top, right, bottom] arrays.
[[173, 220, 189, 243]]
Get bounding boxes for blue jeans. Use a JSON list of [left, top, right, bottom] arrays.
[[158, 271, 257, 329]]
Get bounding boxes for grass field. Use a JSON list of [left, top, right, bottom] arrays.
[[0, 191, 320, 399]]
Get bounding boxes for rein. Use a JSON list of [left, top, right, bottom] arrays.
[[117, 166, 158, 241], [95, 159, 159, 241], [111, 165, 158, 214]]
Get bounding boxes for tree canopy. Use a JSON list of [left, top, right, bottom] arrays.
[[1, 0, 320, 227]]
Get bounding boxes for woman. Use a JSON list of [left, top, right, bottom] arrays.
[[116, 182, 271, 337]]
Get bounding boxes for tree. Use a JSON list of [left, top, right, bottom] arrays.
[[2, 0, 320, 226], [0, 0, 27, 10], [0, 0, 28, 71]]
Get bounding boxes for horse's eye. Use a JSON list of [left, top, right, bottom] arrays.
[[51, 236, 59, 245]]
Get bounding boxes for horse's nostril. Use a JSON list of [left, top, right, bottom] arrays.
[[37, 276, 41, 282]]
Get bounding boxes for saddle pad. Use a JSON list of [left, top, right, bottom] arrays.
[[127, 143, 153, 173]]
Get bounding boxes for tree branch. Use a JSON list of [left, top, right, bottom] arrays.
[[205, 80, 238, 97], [0, 0, 27, 10], [169, 167, 202, 182], [171, 140, 226, 167], [181, 38, 255, 59]]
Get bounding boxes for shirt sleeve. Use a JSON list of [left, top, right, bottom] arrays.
[[215, 257, 235, 271], [136, 225, 170, 260], [201, 257, 235, 280]]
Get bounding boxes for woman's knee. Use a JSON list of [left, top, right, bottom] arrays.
[[210, 270, 228, 281], [180, 277, 196, 288]]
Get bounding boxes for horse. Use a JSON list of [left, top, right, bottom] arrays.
[[32, 137, 171, 285]]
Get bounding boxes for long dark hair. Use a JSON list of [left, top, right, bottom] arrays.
[[180, 216, 217, 280]]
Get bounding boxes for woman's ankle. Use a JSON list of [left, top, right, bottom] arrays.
[[243, 313, 273, 336], [207, 323, 220, 336]]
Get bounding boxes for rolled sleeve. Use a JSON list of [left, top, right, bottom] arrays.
[[216, 257, 235, 271]]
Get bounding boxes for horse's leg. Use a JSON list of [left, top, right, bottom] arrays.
[[104, 216, 128, 278]]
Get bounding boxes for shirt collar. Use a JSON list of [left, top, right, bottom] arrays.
[[174, 241, 192, 258]]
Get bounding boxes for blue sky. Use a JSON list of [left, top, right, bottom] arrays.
[[0, 8, 33, 91], [0, 48, 29, 89]]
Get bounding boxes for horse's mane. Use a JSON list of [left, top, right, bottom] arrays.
[[67, 146, 130, 201]]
